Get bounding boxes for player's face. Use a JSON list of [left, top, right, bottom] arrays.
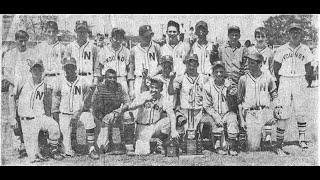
[[141, 33, 153, 44], [255, 32, 267, 45], [105, 72, 117, 88], [248, 59, 262, 73], [167, 26, 179, 42], [64, 64, 77, 78], [30, 65, 44, 81], [228, 32, 240, 43], [162, 62, 173, 76], [17, 38, 28, 52], [213, 67, 226, 81], [111, 34, 124, 47], [149, 83, 161, 97], [46, 27, 58, 42], [289, 28, 302, 43], [195, 26, 208, 39], [76, 28, 88, 42], [186, 60, 199, 74]]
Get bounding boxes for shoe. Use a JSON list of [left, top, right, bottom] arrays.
[[30, 153, 48, 163], [215, 148, 227, 155], [229, 149, 238, 156], [50, 148, 64, 161], [18, 149, 28, 159], [88, 146, 100, 160], [274, 147, 290, 156], [299, 141, 308, 150], [63, 150, 75, 157]]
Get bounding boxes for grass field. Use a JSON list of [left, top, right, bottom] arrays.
[[1, 87, 319, 166]]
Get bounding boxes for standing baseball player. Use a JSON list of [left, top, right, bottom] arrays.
[[128, 25, 161, 101], [190, 21, 219, 76], [160, 20, 191, 76], [2, 30, 37, 158], [203, 61, 239, 156], [238, 53, 278, 152], [8, 59, 63, 163], [65, 20, 100, 86], [51, 57, 99, 160], [273, 23, 313, 154]]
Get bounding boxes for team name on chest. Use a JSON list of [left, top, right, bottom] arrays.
[[104, 54, 126, 63], [283, 52, 305, 61]]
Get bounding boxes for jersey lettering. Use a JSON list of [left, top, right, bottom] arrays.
[[84, 51, 91, 60], [35, 91, 44, 100], [74, 86, 82, 95], [283, 52, 305, 61], [149, 52, 155, 61]]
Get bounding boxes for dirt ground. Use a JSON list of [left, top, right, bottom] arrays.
[[1, 87, 318, 166]]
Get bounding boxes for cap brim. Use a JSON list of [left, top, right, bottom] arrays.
[[76, 26, 88, 31], [141, 31, 154, 37]]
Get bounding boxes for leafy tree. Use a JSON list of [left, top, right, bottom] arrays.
[[263, 14, 318, 46]]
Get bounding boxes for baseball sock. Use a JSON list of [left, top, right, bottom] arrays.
[[86, 128, 95, 149], [264, 125, 272, 141], [212, 132, 222, 149], [276, 127, 285, 148], [228, 133, 237, 151], [297, 122, 307, 142], [48, 138, 59, 152]]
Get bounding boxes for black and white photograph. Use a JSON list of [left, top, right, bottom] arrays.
[[1, 14, 319, 166]]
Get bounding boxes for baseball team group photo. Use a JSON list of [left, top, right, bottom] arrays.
[[1, 14, 319, 166]]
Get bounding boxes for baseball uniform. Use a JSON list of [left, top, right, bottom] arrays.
[[238, 71, 277, 151], [160, 41, 190, 76], [191, 41, 215, 76], [248, 45, 275, 78], [11, 75, 61, 161], [65, 40, 99, 85]]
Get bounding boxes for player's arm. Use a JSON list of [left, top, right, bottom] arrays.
[[150, 44, 162, 77], [128, 49, 136, 100], [51, 78, 62, 121], [168, 74, 180, 95], [8, 78, 22, 128], [273, 49, 283, 87], [304, 47, 314, 80], [203, 83, 222, 124], [237, 76, 246, 129], [164, 103, 179, 138], [92, 46, 100, 85], [128, 91, 153, 110]]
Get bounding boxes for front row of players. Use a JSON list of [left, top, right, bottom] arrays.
[[9, 52, 299, 162]]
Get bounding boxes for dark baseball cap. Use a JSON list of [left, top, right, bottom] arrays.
[[75, 20, 89, 31], [15, 30, 29, 41], [254, 27, 267, 36], [111, 27, 125, 38], [62, 57, 77, 67], [288, 23, 303, 32], [245, 52, 264, 62], [167, 20, 180, 32], [28, 59, 44, 69], [46, 21, 58, 31], [212, 61, 226, 71], [228, 26, 240, 34], [139, 25, 154, 37], [184, 53, 199, 64], [160, 55, 173, 64], [195, 21, 208, 31]]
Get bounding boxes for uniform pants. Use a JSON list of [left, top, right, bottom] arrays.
[[20, 115, 60, 160], [134, 117, 171, 155], [59, 112, 96, 153]]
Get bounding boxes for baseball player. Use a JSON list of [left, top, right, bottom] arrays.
[[34, 21, 66, 116], [2, 30, 37, 158], [92, 68, 132, 155], [94, 33, 105, 49], [247, 27, 275, 146], [128, 77, 179, 155], [160, 20, 191, 76], [203, 61, 239, 156], [128, 25, 161, 101], [273, 23, 313, 154], [190, 21, 219, 76], [65, 20, 100, 86], [219, 25, 248, 84], [238, 53, 278, 152], [8, 59, 63, 163], [51, 57, 99, 160]]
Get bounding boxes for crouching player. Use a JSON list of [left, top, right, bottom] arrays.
[[128, 77, 179, 155], [203, 61, 239, 156], [9, 59, 63, 163], [52, 57, 99, 160], [238, 53, 278, 152]]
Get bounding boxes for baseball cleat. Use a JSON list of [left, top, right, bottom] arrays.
[[299, 141, 308, 150], [275, 148, 290, 156], [215, 148, 228, 155], [63, 150, 75, 157], [229, 150, 238, 156], [88, 147, 100, 160], [18, 149, 28, 159]]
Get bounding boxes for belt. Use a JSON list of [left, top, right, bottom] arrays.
[[45, 73, 60, 77], [78, 72, 92, 76], [136, 122, 151, 126], [248, 106, 266, 111], [62, 112, 73, 115], [20, 117, 35, 120]]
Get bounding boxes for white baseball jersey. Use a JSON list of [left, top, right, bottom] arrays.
[[173, 73, 207, 109], [13, 75, 46, 117], [129, 41, 161, 78], [160, 42, 190, 75], [248, 45, 274, 76], [238, 72, 277, 109], [34, 41, 65, 75], [152, 74, 174, 105], [274, 42, 313, 77], [2, 47, 36, 84], [52, 76, 91, 114], [203, 78, 235, 115], [97, 44, 130, 77], [191, 41, 215, 75], [65, 40, 99, 77]]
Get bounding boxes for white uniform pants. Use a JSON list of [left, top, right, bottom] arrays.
[[20, 115, 60, 160]]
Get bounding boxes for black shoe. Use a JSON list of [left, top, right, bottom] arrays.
[[19, 149, 28, 159], [88, 147, 100, 160], [274, 147, 290, 156]]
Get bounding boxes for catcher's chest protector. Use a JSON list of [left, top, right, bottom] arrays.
[[95, 84, 122, 117]]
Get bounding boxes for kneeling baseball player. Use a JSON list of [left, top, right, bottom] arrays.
[[128, 77, 179, 155], [9, 59, 64, 163], [52, 57, 99, 160], [203, 61, 239, 156], [238, 53, 278, 152]]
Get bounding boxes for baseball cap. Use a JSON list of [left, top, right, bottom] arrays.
[[212, 61, 226, 71], [62, 57, 77, 67], [15, 30, 29, 41], [288, 23, 303, 32], [27, 59, 44, 69], [160, 55, 173, 64], [139, 25, 154, 37], [46, 21, 58, 31], [195, 21, 208, 31], [245, 52, 264, 62], [184, 53, 199, 64], [167, 20, 180, 32], [254, 27, 267, 36], [111, 27, 125, 38], [75, 20, 89, 31], [228, 26, 240, 34]]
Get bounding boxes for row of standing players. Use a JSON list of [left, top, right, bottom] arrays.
[[1, 19, 314, 163]]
